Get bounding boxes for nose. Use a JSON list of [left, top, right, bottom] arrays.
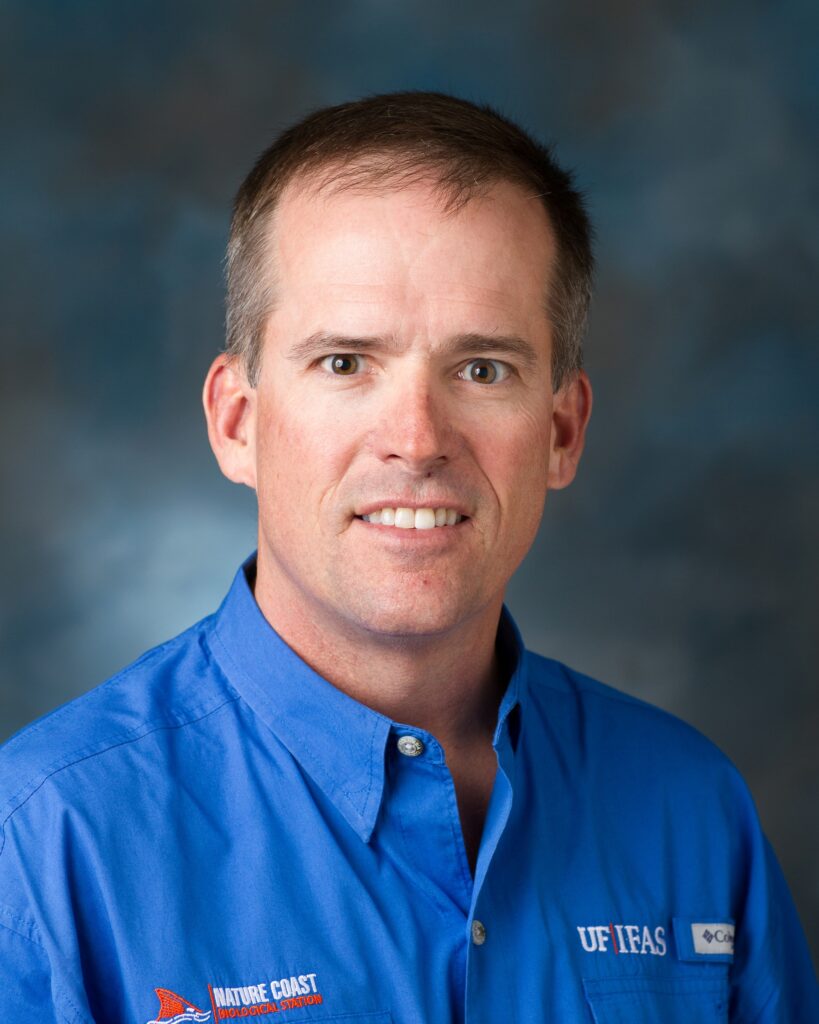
[[371, 369, 453, 473]]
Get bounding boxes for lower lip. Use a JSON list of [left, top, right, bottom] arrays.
[[352, 517, 469, 545]]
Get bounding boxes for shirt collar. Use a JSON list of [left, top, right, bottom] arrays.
[[209, 554, 526, 843]]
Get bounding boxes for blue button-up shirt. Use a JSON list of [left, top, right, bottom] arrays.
[[1, 556, 816, 1023]]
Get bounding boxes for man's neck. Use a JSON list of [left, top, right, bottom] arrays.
[[251, 551, 513, 873], [251, 561, 507, 756]]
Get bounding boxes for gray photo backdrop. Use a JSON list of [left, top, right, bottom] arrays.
[[2, 1, 817, 964]]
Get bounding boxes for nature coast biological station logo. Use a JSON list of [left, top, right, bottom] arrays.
[[145, 972, 324, 1024]]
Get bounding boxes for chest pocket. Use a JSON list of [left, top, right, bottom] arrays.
[[583, 971, 728, 1023]]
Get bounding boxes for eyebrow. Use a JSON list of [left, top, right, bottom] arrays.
[[286, 331, 541, 372]]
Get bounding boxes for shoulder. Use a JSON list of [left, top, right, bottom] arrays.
[[520, 648, 748, 792], [518, 649, 767, 890], [0, 615, 238, 844]]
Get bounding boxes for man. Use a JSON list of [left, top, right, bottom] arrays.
[[0, 92, 815, 1022]]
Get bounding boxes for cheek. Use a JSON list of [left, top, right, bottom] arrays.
[[253, 398, 300, 507], [490, 407, 551, 491], [485, 410, 551, 539], [254, 396, 354, 508]]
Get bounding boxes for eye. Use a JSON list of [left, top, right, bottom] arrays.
[[459, 359, 509, 384], [320, 353, 362, 376]]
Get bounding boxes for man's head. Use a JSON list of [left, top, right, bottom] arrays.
[[224, 91, 594, 394], [205, 92, 593, 645]]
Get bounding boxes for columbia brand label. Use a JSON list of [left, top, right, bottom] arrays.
[[672, 916, 735, 963], [692, 922, 735, 955], [577, 923, 667, 956]]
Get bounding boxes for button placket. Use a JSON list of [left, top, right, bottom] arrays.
[[386, 729, 473, 916]]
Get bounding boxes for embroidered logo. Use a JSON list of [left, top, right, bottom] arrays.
[[577, 923, 668, 956], [692, 922, 734, 955], [208, 974, 323, 1017], [146, 972, 325, 1023], [146, 988, 212, 1024]]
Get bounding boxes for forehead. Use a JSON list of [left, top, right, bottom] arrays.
[[266, 174, 556, 341]]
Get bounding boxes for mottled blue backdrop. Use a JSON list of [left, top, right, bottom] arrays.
[[2, 0, 817, 961]]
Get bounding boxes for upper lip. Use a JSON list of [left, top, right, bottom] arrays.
[[355, 500, 470, 517]]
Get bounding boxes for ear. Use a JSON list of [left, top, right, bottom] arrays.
[[547, 370, 593, 490], [203, 354, 258, 489]]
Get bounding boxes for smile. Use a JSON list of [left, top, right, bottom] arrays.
[[357, 507, 465, 529]]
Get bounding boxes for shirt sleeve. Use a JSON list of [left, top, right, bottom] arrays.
[[729, 812, 819, 1021], [0, 908, 91, 1024]]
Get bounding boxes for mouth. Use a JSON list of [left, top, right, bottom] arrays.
[[354, 506, 468, 530]]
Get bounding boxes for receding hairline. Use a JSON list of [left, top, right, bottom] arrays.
[[240, 147, 561, 240], [248, 158, 560, 320]]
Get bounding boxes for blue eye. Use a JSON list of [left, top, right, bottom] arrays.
[[321, 354, 360, 376], [461, 359, 508, 384]]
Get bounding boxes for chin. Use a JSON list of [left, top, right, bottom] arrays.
[[337, 583, 487, 642]]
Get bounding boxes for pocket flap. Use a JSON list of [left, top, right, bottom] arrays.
[[583, 974, 729, 1023]]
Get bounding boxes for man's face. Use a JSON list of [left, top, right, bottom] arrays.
[[243, 176, 578, 640]]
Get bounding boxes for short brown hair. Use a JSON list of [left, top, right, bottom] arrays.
[[225, 91, 594, 391]]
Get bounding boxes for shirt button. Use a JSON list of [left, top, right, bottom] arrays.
[[397, 735, 425, 757], [471, 919, 487, 946]]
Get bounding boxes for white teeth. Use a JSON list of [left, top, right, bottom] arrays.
[[395, 507, 415, 529], [360, 507, 463, 528]]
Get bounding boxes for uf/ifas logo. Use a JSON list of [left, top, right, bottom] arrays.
[[577, 923, 667, 956], [146, 988, 212, 1024]]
